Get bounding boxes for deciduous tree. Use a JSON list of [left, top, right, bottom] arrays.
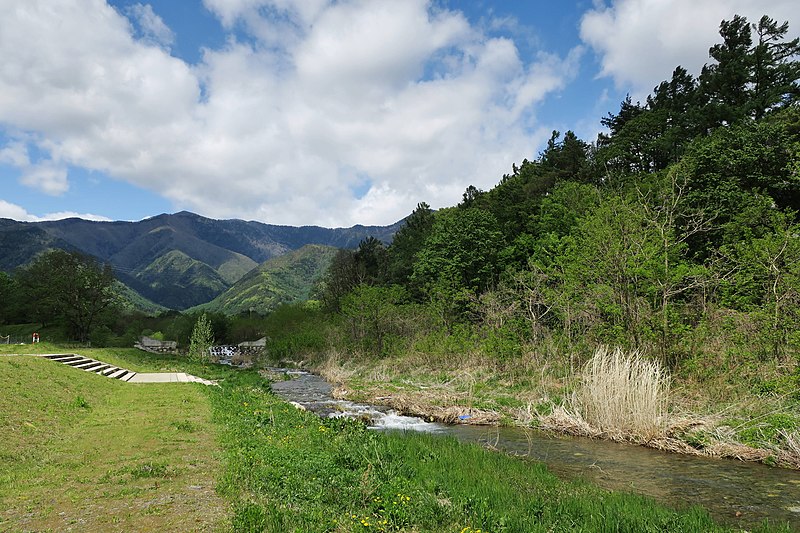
[[15, 249, 117, 342]]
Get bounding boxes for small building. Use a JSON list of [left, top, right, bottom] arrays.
[[237, 337, 267, 348], [135, 336, 178, 353]]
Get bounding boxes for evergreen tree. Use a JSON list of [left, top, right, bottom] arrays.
[[750, 15, 800, 119]]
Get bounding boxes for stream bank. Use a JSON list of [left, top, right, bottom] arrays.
[[308, 354, 800, 471], [268, 368, 800, 530]]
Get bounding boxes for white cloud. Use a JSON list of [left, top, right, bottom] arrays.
[[0, 200, 33, 221], [580, 0, 800, 98], [0, 141, 29, 167], [0, 0, 581, 226], [1, 139, 68, 195], [126, 3, 175, 48], [20, 162, 69, 196], [0, 200, 110, 222]]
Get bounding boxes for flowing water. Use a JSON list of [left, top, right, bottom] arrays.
[[269, 369, 800, 530]]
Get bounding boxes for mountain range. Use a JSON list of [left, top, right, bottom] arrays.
[[0, 211, 401, 311]]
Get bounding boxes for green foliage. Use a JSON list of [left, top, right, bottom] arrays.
[[387, 202, 434, 288], [262, 304, 329, 362], [737, 413, 800, 447], [127, 461, 172, 480], [321, 239, 390, 312], [72, 395, 90, 409], [13, 249, 118, 342], [719, 206, 800, 358], [188, 313, 214, 364], [341, 284, 408, 356], [413, 208, 503, 303], [0, 272, 20, 325]]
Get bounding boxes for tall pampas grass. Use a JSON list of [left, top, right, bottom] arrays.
[[573, 346, 671, 442]]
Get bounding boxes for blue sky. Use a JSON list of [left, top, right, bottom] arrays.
[[1, 0, 798, 227]]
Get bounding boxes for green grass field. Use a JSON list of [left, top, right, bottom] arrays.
[[0, 346, 789, 532], [0, 353, 225, 531]]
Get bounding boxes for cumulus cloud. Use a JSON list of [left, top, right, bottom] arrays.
[[20, 162, 69, 195], [580, 0, 800, 98], [0, 0, 579, 226], [126, 3, 175, 48], [1, 139, 68, 195], [0, 200, 110, 222]]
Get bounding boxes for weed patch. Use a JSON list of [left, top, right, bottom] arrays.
[[171, 420, 196, 433], [127, 461, 173, 480], [72, 395, 90, 409]]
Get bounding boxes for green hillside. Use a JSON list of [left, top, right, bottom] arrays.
[[0, 212, 401, 309], [136, 250, 230, 310], [198, 244, 337, 315], [112, 280, 166, 315]]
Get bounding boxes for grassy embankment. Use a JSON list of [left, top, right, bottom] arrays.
[[0, 346, 226, 531], [0, 344, 791, 531]]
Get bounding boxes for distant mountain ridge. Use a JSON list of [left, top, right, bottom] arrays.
[[0, 211, 401, 310]]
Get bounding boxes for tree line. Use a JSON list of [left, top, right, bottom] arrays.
[[312, 14, 800, 367]]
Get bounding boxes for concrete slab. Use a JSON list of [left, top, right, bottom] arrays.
[[65, 359, 92, 366], [128, 373, 181, 383], [127, 373, 216, 385]]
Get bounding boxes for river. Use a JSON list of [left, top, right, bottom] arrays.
[[269, 369, 800, 530]]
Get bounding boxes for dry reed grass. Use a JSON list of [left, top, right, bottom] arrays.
[[316, 349, 355, 385], [383, 393, 502, 425], [776, 430, 800, 468], [571, 346, 671, 442]]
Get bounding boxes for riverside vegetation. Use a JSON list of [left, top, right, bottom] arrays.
[[0, 344, 792, 531]]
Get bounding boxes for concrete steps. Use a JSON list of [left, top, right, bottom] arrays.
[[37, 353, 137, 381], [33, 354, 216, 385]]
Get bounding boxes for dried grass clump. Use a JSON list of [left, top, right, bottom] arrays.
[[317, 350, 354, 385], [544, 346, 671, 443], [577, 346, 671, 441], [781, 430, 800, 456], [382, 392, 501, 425], [777, 430, 800, 468], [539, 405, 597, 438]]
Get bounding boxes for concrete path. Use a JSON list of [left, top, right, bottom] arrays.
[[127, 372, 216, 385]]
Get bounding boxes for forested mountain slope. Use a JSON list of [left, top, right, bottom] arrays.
[[197, 244, 338, 315], [0, 211, 401, 309]]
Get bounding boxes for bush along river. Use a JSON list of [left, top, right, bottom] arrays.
[[269, 369, 800, 530]]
